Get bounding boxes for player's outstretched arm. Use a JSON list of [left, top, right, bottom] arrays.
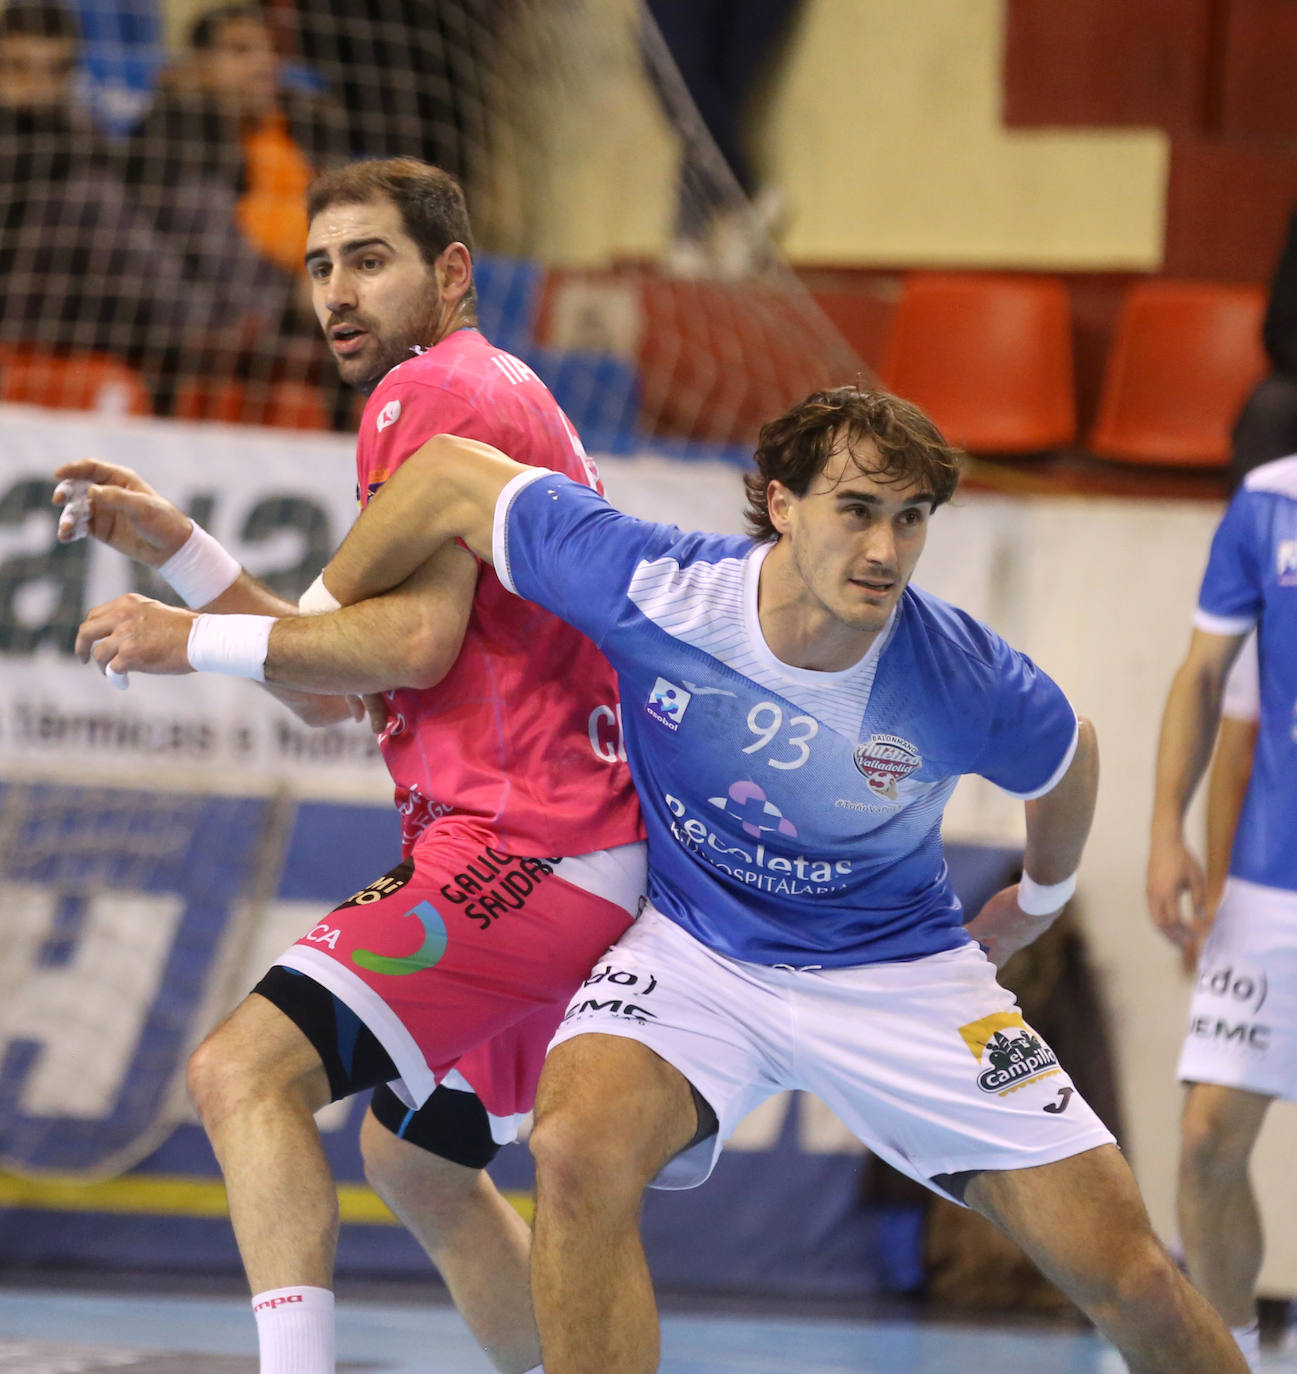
[[52, 458, 299, 618], [965, 717, 1099, 968], [1146, 628, 1246, 950], [322, 434, 528, 606], [75, 539, 478, 696]]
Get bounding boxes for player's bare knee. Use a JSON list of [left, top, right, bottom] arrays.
[[530, 1104, 657, 1211], [1179, 1101, 1252, 1186], [1079, 1233, 1184, 1325]]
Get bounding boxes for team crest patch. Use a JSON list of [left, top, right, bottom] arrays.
[[376, 399, 402, 431], [852, 733, 922, 799], [1278, 539, 1297, 586], [958, 1011, 1060, 1096]]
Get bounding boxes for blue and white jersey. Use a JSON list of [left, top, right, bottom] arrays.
[[494, 471, 1078, 967], [1196, 455, 1297, 893]]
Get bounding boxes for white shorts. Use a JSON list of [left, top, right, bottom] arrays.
[[548, 905, 1114, 1201], [1178, 876, 1297, 1100]]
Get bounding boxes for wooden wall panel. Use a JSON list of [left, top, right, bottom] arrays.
[[1219, 0, 1297, 144], [1004, 0, 1214, 132], [1163, 137, 1297, 279]]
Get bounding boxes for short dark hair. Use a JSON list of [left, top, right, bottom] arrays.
[[0, 1, 81, 43], [742, 387, 963, 542], [306, 158, 477, 313], [190, 3, 265, 51]]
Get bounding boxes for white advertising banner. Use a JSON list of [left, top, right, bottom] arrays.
[[0, 403, 749, 799]]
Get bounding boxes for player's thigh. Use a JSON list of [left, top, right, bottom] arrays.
[[533, 1033, 702, 1188], [964, 1143, 1159, 1296]]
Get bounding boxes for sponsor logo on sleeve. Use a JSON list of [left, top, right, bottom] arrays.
[[852, 733, 922, 800], [1278, 539, 1297, 586], [646, 678, 692, 732], [376, 399, 402, 432], [958, 1011, 1061, 1096]]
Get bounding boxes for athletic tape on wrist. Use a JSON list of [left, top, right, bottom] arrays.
[[186, 614, 273, 681], [299, 572, 341, 614], [1017, 871, 1077, 916], [158, 524, 242, 609]]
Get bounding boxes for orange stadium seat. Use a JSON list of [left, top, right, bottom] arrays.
[[0, 345, 152, 416], [1089, 281, 1269, 467], [174, 379, 330, 430], [881, 273, 1076, 453]]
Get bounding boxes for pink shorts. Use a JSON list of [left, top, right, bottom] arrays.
[[276, 827, 645, 1132]]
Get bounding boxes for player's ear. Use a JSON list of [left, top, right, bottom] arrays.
[[767, 480, 795, 535], [437, 243, 473, 302]]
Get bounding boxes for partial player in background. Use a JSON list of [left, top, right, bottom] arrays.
[[59, 156, 645, 1374], [91, 386, 1246, 1372], [1147, 459, 1297, 1373]]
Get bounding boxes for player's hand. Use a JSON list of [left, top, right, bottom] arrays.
[[76, 593, 197, 681], [359, 692, 389, 733], [1177, 882, 1222, 973], [964, 885, 1055, 969], [53, 459, 192, 566], [1146, 831, 1206, 952]]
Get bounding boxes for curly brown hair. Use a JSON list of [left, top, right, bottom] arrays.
[[742, 387, 963, 542]]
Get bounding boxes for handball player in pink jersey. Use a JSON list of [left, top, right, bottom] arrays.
[[58, 158, 644, 1374]]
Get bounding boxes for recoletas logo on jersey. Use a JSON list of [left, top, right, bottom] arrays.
[[958, 1011, 1060, 1096], [376, 399, 402, 431], [852, 733, 922, 800], [646, 677, 692, 732], [708, 780, 798, 840]]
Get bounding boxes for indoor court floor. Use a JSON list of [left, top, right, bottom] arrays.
[[1, 1287, 1296, 1373]]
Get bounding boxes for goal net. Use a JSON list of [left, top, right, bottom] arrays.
[[0, 0, 866, 452]]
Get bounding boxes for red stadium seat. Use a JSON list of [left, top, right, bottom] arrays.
[[1089, 281, 1269, 467], [881, 273, 1076, 453], [0, 345, 151, 416]]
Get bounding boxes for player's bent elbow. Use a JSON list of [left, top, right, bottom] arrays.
[[387, 623, 459, 691]]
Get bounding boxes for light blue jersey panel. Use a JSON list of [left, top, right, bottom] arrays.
[[495, 471, 1078, 966], [1197, 455, 1297, 892]]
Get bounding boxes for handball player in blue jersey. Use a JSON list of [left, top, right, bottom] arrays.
[[258, 387, 1242, 1372], [1149, 456, 1297, 1371]]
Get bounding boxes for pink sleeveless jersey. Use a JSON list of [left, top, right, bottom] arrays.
[[355, 328, 643, 859]]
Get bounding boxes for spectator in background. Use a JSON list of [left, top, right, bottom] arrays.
[[1228, 204, 1297, 492], [644, 0, 801, 278], [123, 2, 349, 410], [0, 0, 213, 380], [128, 4, 348, 277]]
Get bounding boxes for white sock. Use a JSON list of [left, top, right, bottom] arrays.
[[251, 1285, 335, 1374], [1230, 1319, 1261, 1373], [521, 1367, 544, 1373]]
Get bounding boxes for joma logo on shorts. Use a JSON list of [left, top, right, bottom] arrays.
[[562, 997, 658, 1025]]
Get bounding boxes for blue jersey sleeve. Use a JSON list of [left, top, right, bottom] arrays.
[[971, 640, 1078, 799], [1196, 493, 1265, 634], [492, 469, 679, 643]]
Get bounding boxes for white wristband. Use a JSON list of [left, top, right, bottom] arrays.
[[158, 524, 242, 609], [186, 614, 273, 681], [299, 572, 341, 614], [1017, 871, 1077, 916]]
